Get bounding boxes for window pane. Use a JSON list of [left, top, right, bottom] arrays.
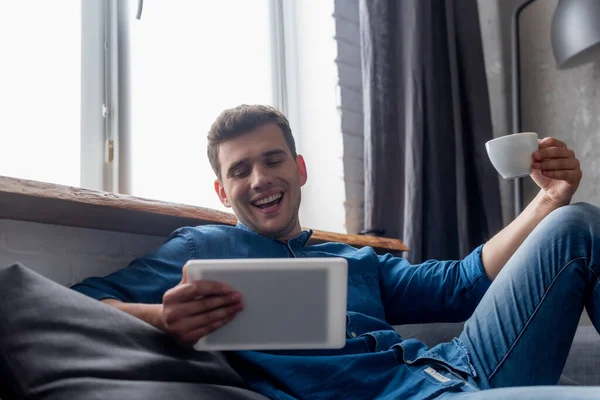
[[0, 1, 81, 187], [129, 0, 274, 211]]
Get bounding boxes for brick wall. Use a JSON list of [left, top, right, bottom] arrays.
[[0, 219, 164, 285], [334, 0, 364, 234]]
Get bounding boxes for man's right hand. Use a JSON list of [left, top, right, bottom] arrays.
[[161, 267, 244, 345]]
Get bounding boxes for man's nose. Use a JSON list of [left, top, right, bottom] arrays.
[[250, 166, 273, 189]]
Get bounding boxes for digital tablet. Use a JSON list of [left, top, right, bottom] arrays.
[[184, 257, 348, 351]]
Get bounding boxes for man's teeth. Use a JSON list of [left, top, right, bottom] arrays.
[[254, 193, 282, 206]]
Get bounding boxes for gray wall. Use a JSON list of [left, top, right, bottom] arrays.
[[476, 0, 516, 226], [479, 0, 600, 221]]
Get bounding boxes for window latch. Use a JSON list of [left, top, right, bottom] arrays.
[[105, 139, 115, 164]]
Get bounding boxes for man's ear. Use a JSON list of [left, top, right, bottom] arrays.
[[214, 179, 231, 207], [297, 154, 308, 187]]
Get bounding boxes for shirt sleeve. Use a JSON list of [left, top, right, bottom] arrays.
[[70, 228, 196, 304], [377, 245, 491, 325]]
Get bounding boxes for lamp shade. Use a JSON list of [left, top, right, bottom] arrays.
[[551, 0, 600, 69]]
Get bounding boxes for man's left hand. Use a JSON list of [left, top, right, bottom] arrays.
[[531, 137, 582, 208]]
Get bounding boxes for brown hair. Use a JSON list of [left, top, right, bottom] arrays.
[[207, 104, 297, 179]]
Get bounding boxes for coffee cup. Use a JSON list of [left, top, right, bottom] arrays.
[[485, 132, 539, 179]]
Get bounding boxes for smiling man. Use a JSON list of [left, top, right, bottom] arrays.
[[209, 115, 306, 241], [67, 104, 600, 399]]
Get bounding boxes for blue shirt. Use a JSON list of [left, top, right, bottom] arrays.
[[71, 224, 491, 400]]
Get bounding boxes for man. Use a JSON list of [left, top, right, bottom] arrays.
[[72, 104, 600, 399]]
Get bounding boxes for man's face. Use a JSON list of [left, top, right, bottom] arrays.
[[214, 123, 307, 241]]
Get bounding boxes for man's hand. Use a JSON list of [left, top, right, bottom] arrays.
[[161, 267, 244, 345], [531, 137, 582, 208], [482, 136, 583, 280]]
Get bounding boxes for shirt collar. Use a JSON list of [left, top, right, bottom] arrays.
[[235, 221, 255, 233], [235, 221, 313, 247]]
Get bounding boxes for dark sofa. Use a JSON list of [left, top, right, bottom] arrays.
[[1, 263, 598, 400]]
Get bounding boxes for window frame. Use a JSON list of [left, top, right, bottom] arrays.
[[85, 0, 289, 195], [80, 0, 131, 194]]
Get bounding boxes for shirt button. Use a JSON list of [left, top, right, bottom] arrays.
[[350, 332, 357, 338]]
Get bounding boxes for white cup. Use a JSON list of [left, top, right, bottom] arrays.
[[485, 132, 539, 179]]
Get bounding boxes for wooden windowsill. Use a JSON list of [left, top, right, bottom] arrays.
[[0, 175, 409, 252]]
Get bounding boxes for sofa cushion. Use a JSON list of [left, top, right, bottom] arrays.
[[561, 324, 600, 386], [0, 263, 268, 400]]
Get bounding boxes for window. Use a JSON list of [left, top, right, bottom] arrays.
[[0, 1, 81, 187], [128, 0, 275, 212], [0, 0, 345, 233]]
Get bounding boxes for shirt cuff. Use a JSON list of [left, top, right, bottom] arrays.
[[70, 282, 122, 302], [462, 244, 492, 302]]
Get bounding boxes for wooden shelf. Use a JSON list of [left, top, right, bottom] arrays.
[[0, 176, 409, 252]]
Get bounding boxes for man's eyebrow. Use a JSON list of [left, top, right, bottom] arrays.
[[262, 149, 287, 158], [226, 149, 288, 177]]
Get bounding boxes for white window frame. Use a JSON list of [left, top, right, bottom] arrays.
[[82, 0, 288, 195], [279, 0, 302, 151], [80, 0, 105, 192], [80, 0, 131, 194]]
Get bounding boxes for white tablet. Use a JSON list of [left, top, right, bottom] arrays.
[[184, 257, 348, 351]]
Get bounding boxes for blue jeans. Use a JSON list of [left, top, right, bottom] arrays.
[[439, 202, 600, 399]]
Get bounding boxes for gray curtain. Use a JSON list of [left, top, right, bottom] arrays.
[[359, 0, 503, 262]]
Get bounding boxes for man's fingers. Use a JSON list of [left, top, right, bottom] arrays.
[[533, 157, 580, 171], [180, 265, 189, 284], [197, 292, 242, 313], [168, 303, 242, 336], [164, 292, 242, 323], [537, 137, 567, 149], [541, 169, 582, 181], [533, 147, 574, 161], [163, 280, 233, 304], [179, 314, 236, 344]]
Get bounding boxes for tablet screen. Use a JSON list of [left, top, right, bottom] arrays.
[[201, 268, 328, 346]]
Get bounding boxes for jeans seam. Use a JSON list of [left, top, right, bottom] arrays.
[[488, 256, 589, 381], [587, 262, 600, 286]]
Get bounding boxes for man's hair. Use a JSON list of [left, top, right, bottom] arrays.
[[207, 104, 297, 180]]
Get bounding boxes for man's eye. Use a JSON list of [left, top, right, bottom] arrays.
[[267, 160, 283, 167], [233, 169, 250, 178]]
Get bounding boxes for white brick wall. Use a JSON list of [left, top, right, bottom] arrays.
[[0, 219, 166, 286], [334, 0, 365, 234]]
